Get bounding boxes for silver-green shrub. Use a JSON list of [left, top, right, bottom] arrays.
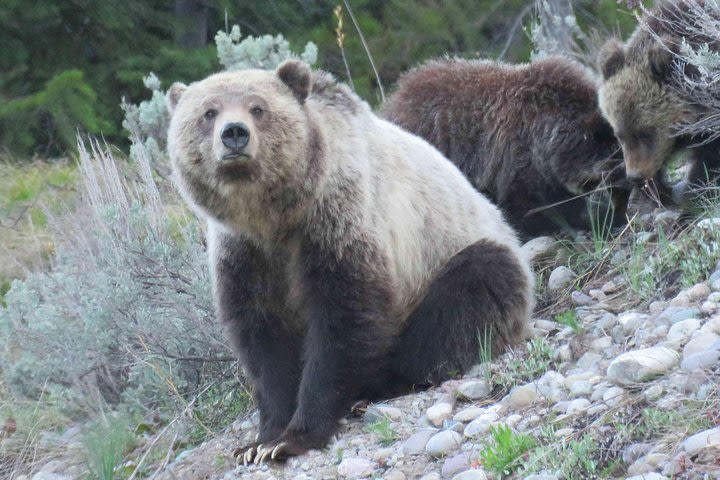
[[642, 0, 720, 142], [216, 25, 317, 71], [0, 139, 229, 415], [529, 0, 590, 66]]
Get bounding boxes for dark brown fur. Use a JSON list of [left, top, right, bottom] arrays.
[[382, 56, 629, 238]]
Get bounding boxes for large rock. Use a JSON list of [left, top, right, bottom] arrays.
[[457, 380, 491, 400], [521, 236, 559, 264], [425, 430, 463, 457], [607, 347, 679, 386], [681, 427, 720, 454], [548, 266, 575, 291]]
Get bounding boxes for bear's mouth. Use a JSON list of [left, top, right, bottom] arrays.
[[221, 152, 251, 162]]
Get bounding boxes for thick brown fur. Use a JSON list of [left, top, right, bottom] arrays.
[[166, 62, 533, 461], [598, 0, 720, 208], [382, 56, 629, 238]]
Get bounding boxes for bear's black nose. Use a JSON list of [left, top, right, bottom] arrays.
[[221, 122, 250, 150]]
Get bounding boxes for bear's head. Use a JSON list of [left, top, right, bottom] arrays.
[[597, 38, 691, 184], [166, 61, 322, 231]]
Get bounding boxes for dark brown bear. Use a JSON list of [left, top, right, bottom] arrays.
[[382, 56, 629, 238], [598, 0, 720, 209]]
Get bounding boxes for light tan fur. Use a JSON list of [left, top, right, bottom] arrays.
[[598, 61, 690, 179], [167, 64, 533, 332]]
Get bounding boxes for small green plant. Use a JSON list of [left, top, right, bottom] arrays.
[[554, 309, 581, 333], [364, 417, 398, 446], [478, 424, 536, 477], [497, 338, 555, 390], [475, 326, 494, 382], [82, 414, 137, 480], [521, 433, 598, 479]]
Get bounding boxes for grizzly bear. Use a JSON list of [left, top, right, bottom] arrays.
[[166, 61, 533, 462], [382, 56, 629, 238], [598, 0, 720, 208]]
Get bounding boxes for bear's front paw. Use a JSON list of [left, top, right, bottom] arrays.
[[241, 436, 308, 465]]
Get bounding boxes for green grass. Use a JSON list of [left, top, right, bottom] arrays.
[[496, 338, 555, 390], [554, 309, 581, 333], [0, 160, 78, 287], [521, 432, 600, 479], [364, 417, 398, 446], [478, 424, 536, 478], [82, 414, 137, 480]]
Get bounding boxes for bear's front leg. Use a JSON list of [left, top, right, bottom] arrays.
[[210, 230, 303, 458], [251, 238, 396, 464]]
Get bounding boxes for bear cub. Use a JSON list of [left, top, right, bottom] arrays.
[[166, 61, 533, 462], [382, 56, 629, 238], [598, 0, 720, 211]]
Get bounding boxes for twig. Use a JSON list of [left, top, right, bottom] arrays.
[[342, 0, 385, 102]]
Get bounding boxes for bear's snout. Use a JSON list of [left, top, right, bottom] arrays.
[[221, 122, 250, 154]]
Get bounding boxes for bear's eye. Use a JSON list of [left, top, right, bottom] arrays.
[[250, 106, 264, 118], [203, 109, 218, 121]]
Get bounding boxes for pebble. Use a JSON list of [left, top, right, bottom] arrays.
[[548, 266, 575, 291], [426, 403, 453, 427], [463, 412, 499, 438], [683, 334, 720, 358], [569, 380, 593, 397], [441, 453, 470, 477], [643, 384, 664, 402], [602, 280, 619, 294], [425, 430, 463, 457], [681, 349, 720, 371], [687, 283, 711, 301], [571, 291, 593, 306], [337, 458, 375, 478], [701, 316, 720, 334], [451, 471, 488, 480], [383, 470, 406, 480], [603, 386, 627, 407], [505, 414, 522, 429], [666, 318, 701, 341], [419, 474, 441, 480], [622, 443, 654, 464], [625, 474, 667, 480], [453, 407, 485, 422], [566, 398, 591, 415], [607, 347, 680, 386], [457, 380, 491, 400], [364, 405, 405, 424], [507, 384, 541, 409], [618, 312, 647, 335], [402, 429, 437, 455], [680, 427, 720, 454], [668, 308, 701, 324], [522, 236, 559, 263], [591, 336, 613, 350]]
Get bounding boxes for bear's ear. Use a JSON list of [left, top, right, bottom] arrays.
[[277, 60, 311, 104], [167, 82, 187, 113], [647, 41, 675, 83], [598, 39, 625, 79]]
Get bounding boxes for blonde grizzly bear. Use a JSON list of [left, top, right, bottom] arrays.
[[382, 56, 629, 238], [166, 61, 533, 462], [598, 0, 720, 207]]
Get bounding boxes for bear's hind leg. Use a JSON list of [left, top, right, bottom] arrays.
[[391, 239, 531, 389]]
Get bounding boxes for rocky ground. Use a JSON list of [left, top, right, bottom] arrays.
[[18, 214, 720, 480]]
